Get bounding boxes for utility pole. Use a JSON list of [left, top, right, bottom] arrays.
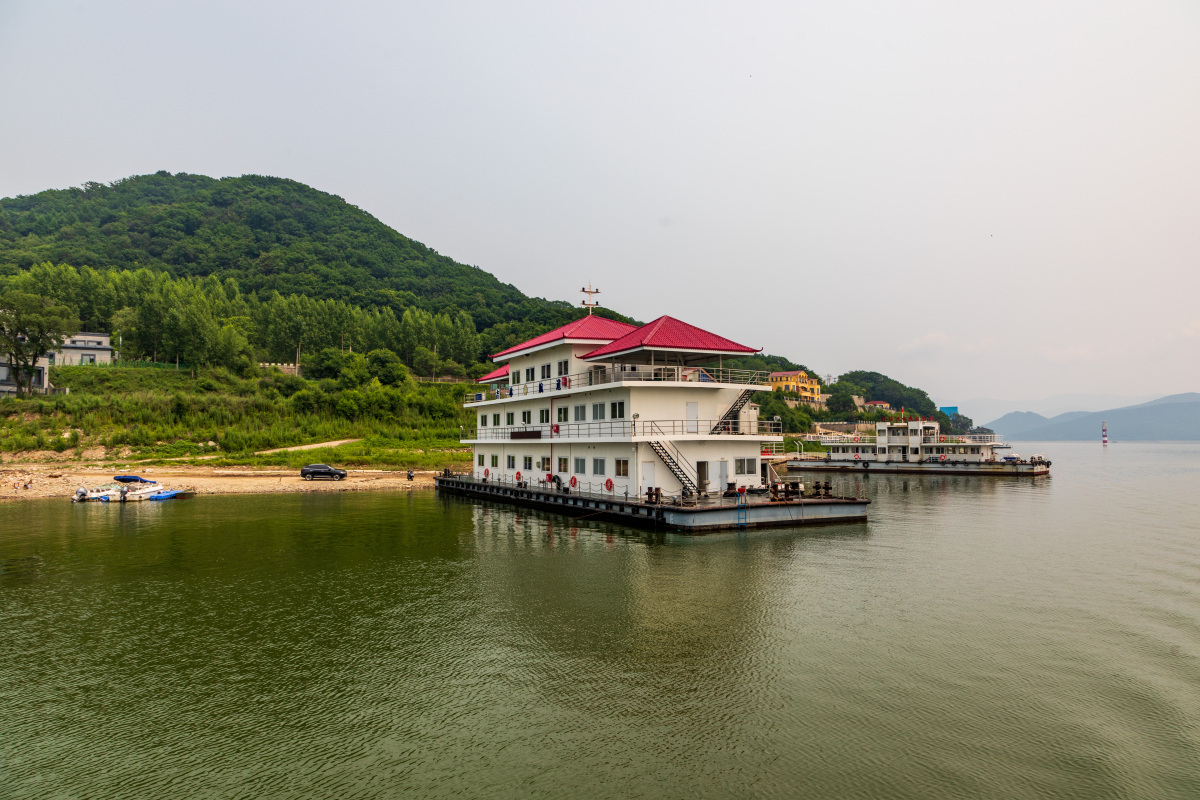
[[580, 284, 601, 315]]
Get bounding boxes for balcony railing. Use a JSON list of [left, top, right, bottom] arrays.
[[819, 435, 878, 444], [467, 418, 782, 441], [819, 433, 1002, 445], [466, 366, 769, 403]]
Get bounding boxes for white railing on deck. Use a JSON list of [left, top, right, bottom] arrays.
[[469, 418, 782, 440], [922, 434, 1002, 444], [467, 366, 769, 403]]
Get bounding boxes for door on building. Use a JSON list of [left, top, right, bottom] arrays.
[[696, 460, 709, 493], [718, 460, 728, 491], [640, 461, 656, 493], [686, 402, 699, 433]]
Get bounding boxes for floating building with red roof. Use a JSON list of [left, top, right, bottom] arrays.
[[461, 307, 783, 502]]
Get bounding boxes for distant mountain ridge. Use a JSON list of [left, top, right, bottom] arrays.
[[985, 393, 1200, 441]]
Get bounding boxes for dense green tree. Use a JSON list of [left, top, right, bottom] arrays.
[[0, 291, 80, 396], [366, 349, 409, 386]]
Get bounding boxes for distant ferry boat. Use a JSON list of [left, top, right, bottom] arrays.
[[789, 418, 1051, 475]]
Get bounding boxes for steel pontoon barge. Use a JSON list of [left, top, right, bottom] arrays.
[[434, 475, 869, 533], [789, 458, 1050, 476]]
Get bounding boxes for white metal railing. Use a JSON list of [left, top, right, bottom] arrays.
[[468, 418, 782, 441], [819, 434, 878, 444], [922, 434, 1002, 444], [466, 366, 769, 403]]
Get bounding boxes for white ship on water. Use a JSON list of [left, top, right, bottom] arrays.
[[791, 417, 1051, 475]]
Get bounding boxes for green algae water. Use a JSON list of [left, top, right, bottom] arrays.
[[2, 442, 1199, 799]]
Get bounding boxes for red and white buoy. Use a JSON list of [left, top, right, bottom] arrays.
[[1102, 420, 1108, 446]]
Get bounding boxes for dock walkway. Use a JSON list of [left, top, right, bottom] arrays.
[[434, 475, 869, 533]]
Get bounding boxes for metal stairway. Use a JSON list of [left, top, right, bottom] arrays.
[[710, 389, 754, 434], [648, 440, 699, 496]]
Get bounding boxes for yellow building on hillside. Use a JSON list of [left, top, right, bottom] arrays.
[[768, 370, 822, 402]]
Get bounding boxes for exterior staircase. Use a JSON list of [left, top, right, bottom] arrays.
[[710, 389, 754, 434], [648, 440, 699, 496]]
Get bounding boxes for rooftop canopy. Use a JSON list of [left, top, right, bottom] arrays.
[[476, 364, 509, 384], [490, 315, 639, 361], [581, 315, 759, 366]]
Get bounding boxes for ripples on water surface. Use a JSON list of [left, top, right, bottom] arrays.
[[2, 442, 1199, 798]]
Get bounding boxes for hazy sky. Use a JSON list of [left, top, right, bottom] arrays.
[[2, 0, 1197, 409]]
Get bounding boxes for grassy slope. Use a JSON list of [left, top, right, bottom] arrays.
[[0, 366, 472, 469]]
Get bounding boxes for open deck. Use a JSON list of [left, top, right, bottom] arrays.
[[434, 474, 870, 533]]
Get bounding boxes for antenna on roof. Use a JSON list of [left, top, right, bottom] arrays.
[[580, 283, 601, 315]]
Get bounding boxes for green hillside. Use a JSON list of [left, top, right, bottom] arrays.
[[0, 171, 579, 332]]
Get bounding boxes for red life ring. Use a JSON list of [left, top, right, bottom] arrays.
[[853, 436, 859, 442], [853, 453, 860, 460], [761, 449, 770, 456], [515, 471, 522, 481], [569, 476, 577, 488], [605, 478, 613, 491], [939, 436, 945, 442], [939, 455, 946, 462], [483, 468, 489, 478]]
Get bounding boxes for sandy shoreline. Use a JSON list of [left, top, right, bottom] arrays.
[[0, 464, 438, 501]]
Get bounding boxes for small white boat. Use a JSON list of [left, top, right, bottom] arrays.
[[73, 475, 164, 502]]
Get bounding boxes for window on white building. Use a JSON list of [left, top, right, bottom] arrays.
[[614, 459, 629, 477], [521, 410, 532, 424], [539, 409, 550, 423], [592, 458, 605, 475], [574, 405, 586, 421], [507, 455, 516, 469], [492, 413, 500, 426], [525, 367, 535, 383], [479, 415, 487, 427], [557, 407, 569, 422], [490, 455, 498, 467], [592, 403, 605, 420], [610, 401, 625, 419], [478, 454, 485, 466], [734, 458, 758, 475], [574, 458, 586, 474], [506, 412, 514, 426], [540, 364, 551, 380], [523, 456, 533, 470], [557, 360, 569, 376], [558, 457, 569, 473]]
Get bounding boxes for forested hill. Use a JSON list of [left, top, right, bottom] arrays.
[[0, 171, 574, 330]]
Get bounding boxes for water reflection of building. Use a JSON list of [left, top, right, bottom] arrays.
[[464, 502, 831, 667]]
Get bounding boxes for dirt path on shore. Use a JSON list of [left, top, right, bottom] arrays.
[[253, 439, 363, 455], [0, 464, 437, 501]]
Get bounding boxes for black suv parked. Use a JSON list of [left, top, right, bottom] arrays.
[[301, 464, 347, 481]]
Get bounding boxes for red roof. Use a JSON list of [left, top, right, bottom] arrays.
[[476, 364, 509, 383], [582, 316, 759, 360], [490, 315, 639, 360]]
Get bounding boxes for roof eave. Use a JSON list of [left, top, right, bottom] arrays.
[[582, 345, 761, 362], [490, 337, 620, 362]]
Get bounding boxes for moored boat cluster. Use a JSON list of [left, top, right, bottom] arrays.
[[72, 475, 194, 503]]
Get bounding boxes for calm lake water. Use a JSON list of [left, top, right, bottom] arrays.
[[2, 442, 1198, 799]]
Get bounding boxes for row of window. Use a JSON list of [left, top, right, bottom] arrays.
[[480, 401, 626, 427], [477, 453, 630, 477], [522, 360, 572, 384], [830, 446, 982, 455]]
